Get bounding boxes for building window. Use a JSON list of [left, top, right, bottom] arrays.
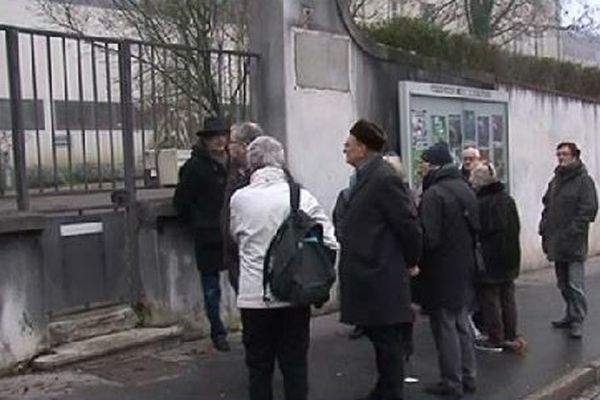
[[54, 100, 123, 131], [0, 99, 45, 130]]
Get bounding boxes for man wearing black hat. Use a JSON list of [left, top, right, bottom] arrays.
[[338, 119, 422, 400], [174, 116, 231, 352], [418, 142, 478, 397]]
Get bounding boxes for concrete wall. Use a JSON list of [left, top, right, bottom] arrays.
[[0, 215, 48, 373], [136, 201, 239, 336], [506, 86, 600, 269]]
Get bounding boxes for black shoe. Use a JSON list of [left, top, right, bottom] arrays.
[[570, 323, 583, 339], [213, 336, 231, 352], [463, 381, 476, 393], [552, 317, 572, 329], [424, 382, 463, 397], [349, 326, 365, 340]]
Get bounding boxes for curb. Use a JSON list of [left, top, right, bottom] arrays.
[[523, 359, 600, 400]]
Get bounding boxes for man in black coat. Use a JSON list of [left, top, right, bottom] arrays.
[[173, 117, 231, 352], [221, 122, 264, 293], [471, 164, 522, 351], [338, 119, 422, 400], [418, 142, 478, 398], [540, 142, 598, 339]]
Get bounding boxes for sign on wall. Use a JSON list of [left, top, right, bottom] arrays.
[[398, 81, 510, 190]]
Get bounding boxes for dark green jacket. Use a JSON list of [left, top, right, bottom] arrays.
[[477, 182, 521, 283], [174, 144, 229, 273], [540, 161, 598, 263]]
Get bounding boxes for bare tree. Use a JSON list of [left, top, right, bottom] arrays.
[[423, 0, 599, 44], [35, 0, 251, 148]]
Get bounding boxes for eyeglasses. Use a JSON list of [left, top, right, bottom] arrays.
[[556, 151, 573, 157]]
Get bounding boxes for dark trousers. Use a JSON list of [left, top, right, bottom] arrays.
[[241, 307, 311, 400], [555, 261, 587, 324], [479, 281, 518, 344], [429, 307, 476, 393], [200, 271, 227, 340], [363, 324, 405, 400]]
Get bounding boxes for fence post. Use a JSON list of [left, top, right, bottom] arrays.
[[6, 28, 29, 210], [118, 40, 141, 300]]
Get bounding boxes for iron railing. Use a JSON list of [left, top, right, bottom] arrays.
[[0, 24, 259, 210]]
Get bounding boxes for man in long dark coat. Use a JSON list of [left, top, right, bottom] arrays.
[[418, 142, 478, 397], [338, 119, 422, 400], [174, 116, 231, 352]]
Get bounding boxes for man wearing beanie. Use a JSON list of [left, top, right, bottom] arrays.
[[418, 141, 479, 397], [338, 119, 422, 400]]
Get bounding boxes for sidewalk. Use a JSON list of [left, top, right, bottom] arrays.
[[2, 259, 600, 400]]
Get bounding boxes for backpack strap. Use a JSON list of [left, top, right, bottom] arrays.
[[262, 169, 301, 303]]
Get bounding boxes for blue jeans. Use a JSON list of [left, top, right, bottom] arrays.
[[201, 271, 227, 340], [555, 261, 587, 324]]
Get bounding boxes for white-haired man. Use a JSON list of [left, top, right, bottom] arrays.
[[461, 147, 481, 182], [230, 136, 338, 400]]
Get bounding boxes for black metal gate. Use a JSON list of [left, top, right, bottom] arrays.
[[0, 24, 259, 315]]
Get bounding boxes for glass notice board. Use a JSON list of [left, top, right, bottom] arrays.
[[399, 82, 510, 191]]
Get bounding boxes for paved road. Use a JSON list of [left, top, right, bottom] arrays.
[[3, 263, 600, 400]]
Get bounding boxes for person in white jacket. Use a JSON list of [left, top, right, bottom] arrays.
[[230, 136, 338, 400]]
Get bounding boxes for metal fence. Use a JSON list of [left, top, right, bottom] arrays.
[[0, 24, 259, 210]]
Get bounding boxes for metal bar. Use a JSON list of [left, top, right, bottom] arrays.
[[105, 42, 116, 188], [150, 46, 160, 184], [91, 40, 102, 189], [242, 56, 248, 120], [62, 36, 73, 190], [0, 24, 261, 57], [6, 29, 29, 210], [138, 43, 146, 182], [118, 40, 141, 302], [118, 41, 135, 200], [172, 53, 179, 144], [46, 36, 59, 191], [76, 38, 88, 190], [227, 53, 233, 119], [186, 49, 193, 143], [162, 48, 169, 142], [217, 52, 223, 115], [30, 34, 43, 193]]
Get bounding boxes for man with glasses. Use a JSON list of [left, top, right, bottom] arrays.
[[461, 147, 481, 182], [540, 142, 598, 339]]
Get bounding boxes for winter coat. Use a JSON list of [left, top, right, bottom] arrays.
[[418, 164, 478, 311], [173, 144, 229, 273], [229, 166, 338, 309], [540, 161, 598, 263], [332, 188, 350, 243], [222, 166, 251, 291], [338, 156, 422, 327], [476, 181, 521, 284]]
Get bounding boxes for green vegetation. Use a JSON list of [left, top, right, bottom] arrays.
[[366, 17, 600, 100]]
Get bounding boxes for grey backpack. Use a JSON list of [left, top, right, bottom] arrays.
[[262, 179, 336, 308]]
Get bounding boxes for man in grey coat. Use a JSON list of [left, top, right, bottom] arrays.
[[540, 142, 598, 339], [338, 119, 422, 400], [418, 142, 478, 398]]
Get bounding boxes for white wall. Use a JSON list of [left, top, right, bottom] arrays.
[[506, 86, 600, 269], [284, 28, 357, 213], [279, 12, 600, 271]]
